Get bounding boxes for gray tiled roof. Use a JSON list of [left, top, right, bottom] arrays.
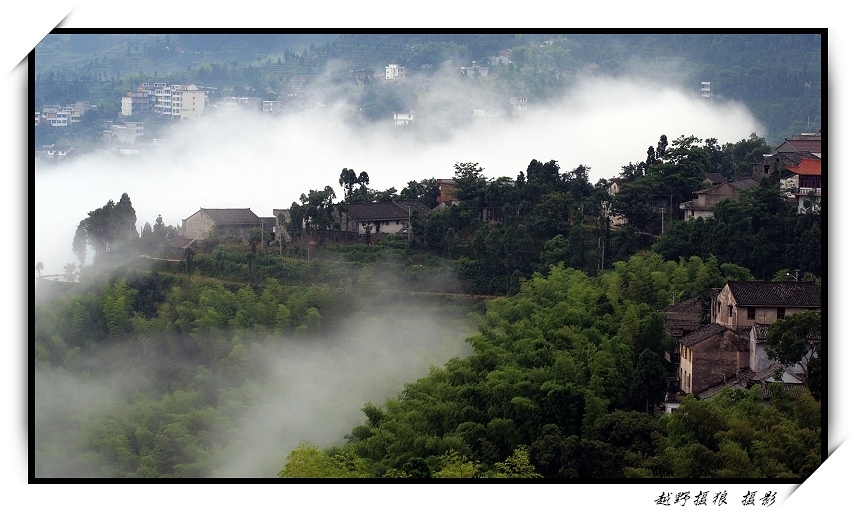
[[678, 323, 728, 347], [665, 298, 702, 314], [697, 372, 748, 400], [726, 281, 822, 307], [678, 323, 750, 351], [753, 324, 771, 340], [200, 208, 262, 225], [750, 363, 803, 384], [167, 236, 196, 249], [346, 200, 431, 221], [705, 172, 726, 185], [730, 178, 759, 190]]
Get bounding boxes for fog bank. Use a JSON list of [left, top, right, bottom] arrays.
[[34, 306, 476, 478], [35, 71, 763, 275]]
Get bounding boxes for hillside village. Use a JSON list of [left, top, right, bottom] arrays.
[[35, 57, 534, 161], [34, 34, 825, 480], [50, 125, 822, 413], [36, 68, 823, 411]]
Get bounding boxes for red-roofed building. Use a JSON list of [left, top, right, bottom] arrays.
[[752, 132, 822, 182], [785, 157, 822, 213]]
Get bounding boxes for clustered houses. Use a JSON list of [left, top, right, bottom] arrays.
[[669, 280, 821, 403], [606, 132, 823, 226], [170, 189, 445, 255], [35, 101, 95, 127], [753, 132, 822, 181], [120, 82, 208, 120]]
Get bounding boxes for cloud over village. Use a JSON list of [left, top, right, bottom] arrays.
[[35, 68, 762, 276]]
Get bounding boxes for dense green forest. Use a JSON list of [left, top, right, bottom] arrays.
[[276, 261, 820, 478], [34, 33, 822, 146], [34, 126, 823, 477]]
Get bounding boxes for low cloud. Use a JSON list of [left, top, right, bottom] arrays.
[[35, 65, 763, 276], [34, 304, 476, 478]]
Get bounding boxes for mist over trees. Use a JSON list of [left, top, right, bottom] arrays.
[[34, 123, 822, 478], [33, 32, 823, 480]]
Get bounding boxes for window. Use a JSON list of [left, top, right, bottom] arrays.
[[748, 307, 756, 320], [728, 305, 733, 318], [777, 308, 786, 319]]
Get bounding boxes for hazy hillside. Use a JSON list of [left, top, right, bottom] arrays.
[[34, 32, 823, 144]]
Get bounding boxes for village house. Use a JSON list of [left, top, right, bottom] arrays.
[[346, 200, 431, 236], [436, 178, 458, 205], [489, 49, 513, 66], [461, 61, 489, 78], [262, 100, 282, 115], [509, 96, 528, 117], [783, 157, 822, 214], [102, 121, 145, 145], [179, 208, 265, 241], [711, 281, 821, 329], [742, 364, 805, 400], [752, 132, 821, 181], [678, 178, 758, 220], [677, 323, 749, 395], [215, 96, 263, 114], [385, 64, 406, 80], [671, 280, 821, 400], [604, 179, 628, 226], [703, 173, 727, 187], [272, 209, 292, 243], [393, 111, 415, 126], [665, 298, 704, 339], [164, 236, 198, 259], [664, 298, 704, 391], [37, 144, 75, 161]]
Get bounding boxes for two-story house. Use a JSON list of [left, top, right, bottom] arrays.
[[784, 157, 822, 214], [677, 323, 749, 395], [678, 178, 758, 220], [711, 281, 821, 329]]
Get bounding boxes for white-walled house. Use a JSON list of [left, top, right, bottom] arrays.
[[385, 64, 405, 80], [393, 111, 415, 126], [346, 200, 431, 235], [784, 157, 822, 214]]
